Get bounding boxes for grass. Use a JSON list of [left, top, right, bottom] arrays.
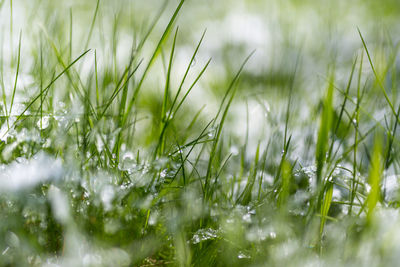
[[1, 0, 400, 266]]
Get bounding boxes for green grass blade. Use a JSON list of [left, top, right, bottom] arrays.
[[319, 182, 333, 237], [205, 52, 254, 201], [316, 73, 334, 185], [123, 0, 185, 125], [366, 134, 383, 224], [156, 27, 179, 157], [84, 0, 100, 51], [169, 30, 206, 116], [9, 31, 21, 117], [277, 160, 292, 210], [358, 28, 400, 125]]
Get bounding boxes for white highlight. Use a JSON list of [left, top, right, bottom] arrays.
[[0, 152, 63, 192]]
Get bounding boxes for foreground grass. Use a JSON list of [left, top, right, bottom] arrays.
[[1, 0, 400, 266]]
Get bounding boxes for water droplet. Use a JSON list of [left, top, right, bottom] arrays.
[[123, 152, 134, 161], [365, 184, 371, 193], [263, 101, 271, 117], [230, 146, 239, 156], [165, 110, 174, 120], [148, 211, 158, 226], [269, 231, 277, 239], [191, 228, 218, 244], [191, 57, 197, 67], [37, 116, 50, 130], [242, 213, 252, 223], [238, 251, 250, 259], [208, 127, 217, 138]]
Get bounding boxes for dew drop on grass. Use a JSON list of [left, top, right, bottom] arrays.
[[191, 57, 197, 67], [230, 145, 239, 156], [262, 101, 271, 117], [148, 211, 158, 226], [141, 163, 150, 175], [191, 228, 219, 244], [269, 231, 277, 239], [365, 184, 371, 193], [123, 152, 134, 161], [238, 251, 250, 259], [242, 213, 252, 223], [208, 126, 217, 138], [43, 138, 52, 148], [0, 123, 16, 142], [57, 101, 66, 110], [192, 235, 200, 244], [36, 116, 50, 129], [165, 110, 175, 119]]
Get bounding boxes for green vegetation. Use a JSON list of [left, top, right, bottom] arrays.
[[1, 0, 400, 266]]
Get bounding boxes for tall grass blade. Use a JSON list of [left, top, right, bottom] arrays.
[[123, 0, 185, 125], [316, 73, 334, 185], [366, 134, 383, 224], [9, 31, 21, 117]]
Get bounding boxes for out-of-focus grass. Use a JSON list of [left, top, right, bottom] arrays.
[[1, 0, 400, 266]]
